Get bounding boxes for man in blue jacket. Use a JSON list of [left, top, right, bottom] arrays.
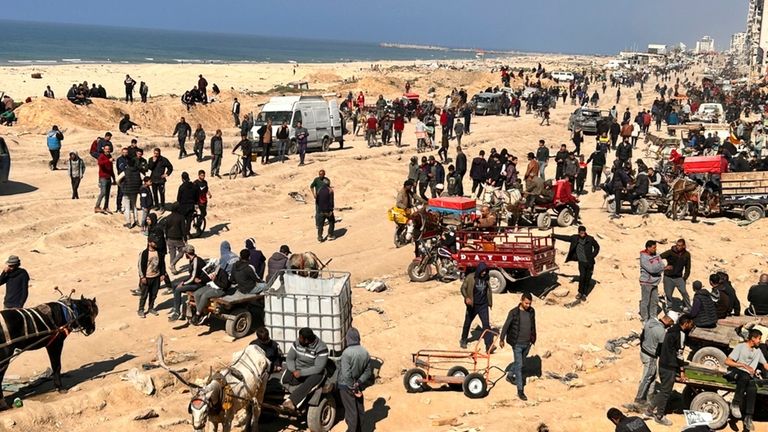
[[46, 125, 64, 171]]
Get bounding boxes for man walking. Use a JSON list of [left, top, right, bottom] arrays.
[[67, 151, 86, 199], [459, 263, 493, 351], [0, 255, 30, 309], [148, 148, 174, 210], [338, 328, 372, 432], [46, 125, 64, 170], [659, 239, 692, 310], [469, 150, 488, 198], [137, 237, 164, 318], [648, 314, 694, 426], [499, 292, 536, 401], [315, 182, 335, 242], [639, 240, 665, 322], [173, 117, 192, 159], [553, 226, 600, 303], [625, 315, 673, 412], [296, 121, 309, 166], [210, 129, 223, 178], [94, 144, 116, 214], [455, 146, 467, 197], [232, 97, 241, 127], [193, 124, 206, 162]]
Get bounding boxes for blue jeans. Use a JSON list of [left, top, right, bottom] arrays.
[[277, 139, 288, 162], [511, 343, 531, 393], [298, 142, 307, 164], [173, 284, 200, 314]]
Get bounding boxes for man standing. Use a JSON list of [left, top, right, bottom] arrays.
[[193, 124, 206, 162], [177, 172, 199, 238], [639, 240, 665, 322], [94, 144, 116, 214], [459, 263, 493, 351], [173, 117, 192, 159], [210, 130, 223, 178], [46, 125, 64, 171], [469, 150, 488, 198], [553, 226, 600, 302], [616, 138, 633, 168], [315, 182, 335, 242], [499, 293, 536, 401], [232, 97, 241, 127], [554, 144, 569, 180], [455, 146, 467, 196], [169, 245, 210, 322], [139, 81, 149, 103], [338, 328, 372, 432], [659, 239, 692, 310], [198, 74, 208, 102], [115, 147, 129, 213], [137, 237, 164, 318], [164, 204, 187, 274], [625, 315, 673, 412], [193, 170, 211, 233], [296, 121, 309, 166], [745, 274, 768, 316], [586, 147, 606, 192], [724, 329, 767, 431], [67, 151, 86, 199], [310, 170, 331, 200], [276, 121, 290, 163], [148, 148, 174, 210], [0, 255, 30, 309], [536, 140, 549, 179], [124, 74, 136, 103], [281, 328, 329, 412], [648, 314, 694, 426], [259, 119, 273, 164]]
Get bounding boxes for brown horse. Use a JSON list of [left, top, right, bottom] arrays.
[[287, 252, 328, 278], [668, 177, 701, 221]]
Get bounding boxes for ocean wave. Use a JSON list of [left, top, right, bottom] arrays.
[[173, 59, 204, 63], [61, 58, 81, 62], [33, 60, 58, 63]]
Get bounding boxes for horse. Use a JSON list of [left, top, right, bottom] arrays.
[[0, 295, 98, 409], [668, 176, 701, 220], [158, 336, 269, 432]]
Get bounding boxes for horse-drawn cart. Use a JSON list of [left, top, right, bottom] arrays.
[[686, 316, 768, 368], [454, 228, 559, 293], [187, 288, 266, 339]]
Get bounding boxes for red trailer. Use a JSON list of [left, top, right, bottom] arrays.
[[454, 228, 559, 293]]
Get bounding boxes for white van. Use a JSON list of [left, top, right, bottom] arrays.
[[249, 96, 342, 154], [551, 71, 575, 82]]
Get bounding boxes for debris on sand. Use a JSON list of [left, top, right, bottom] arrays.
[[288, 192, 307, 204], [121, 368, 155, 395], [133, 409, 160, 421]]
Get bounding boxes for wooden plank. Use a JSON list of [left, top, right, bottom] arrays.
[[722, 172, 768, 181]]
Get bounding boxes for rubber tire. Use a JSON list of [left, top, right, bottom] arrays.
[[744, 205, 764, 222], [228, 163, 240, 180], [190, 214, 206, 238], [689, 391, 729, 430], [462, 372, 488, 399], [394, 228, 405, 248], [287, 139, 298, 155], [633, 199, 649, 215], [691, 346, 727, 369], [536, 212, 551, 230], [488, 269, 507, 294], [607, 199, 616, 214], [407, 260, 432, 283], [556, 208, 574, 227], [225, 308, 253, 339], [403, 368, 428, 393], [321, 136, 331, 152], [447, 366, 469, 391], [306, 395, 337, 432]]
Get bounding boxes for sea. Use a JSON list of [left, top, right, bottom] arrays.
[[0, 20, 480, 65]]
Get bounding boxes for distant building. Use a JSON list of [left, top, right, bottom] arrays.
[[731, 32, 748, 55], [647, 44, 667, 55], [676, 42, 687, 52], [695, 36, 715, 54], [747, 0, 768, 72]]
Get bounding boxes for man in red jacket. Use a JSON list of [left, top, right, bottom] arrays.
[[94, 144, 116, 214], [356, 92, 365, 110], [366, 113, 378, 147], [394, 114, 405, 147], [440, 109, 449, 142]]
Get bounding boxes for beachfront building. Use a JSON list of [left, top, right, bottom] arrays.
[[747, 0, 768, 72], [695, 36, 715, 54], [647, 44, 667, 55]]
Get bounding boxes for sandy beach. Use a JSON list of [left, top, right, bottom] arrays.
[[0, 58, 765, 432]]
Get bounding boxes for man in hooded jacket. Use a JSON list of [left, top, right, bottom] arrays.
[[245, 238, 267, 280], [460, 263, 493, 351], [266, 245, 291, 285], [338, 328, 372, 432]]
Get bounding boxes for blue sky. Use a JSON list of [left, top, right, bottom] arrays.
[[6, 0, 746, 54]]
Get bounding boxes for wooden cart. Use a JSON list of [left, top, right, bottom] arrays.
[[186, 290, 265, 339]]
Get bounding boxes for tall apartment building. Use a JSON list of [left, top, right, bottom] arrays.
[[747, 0, 768, 71]]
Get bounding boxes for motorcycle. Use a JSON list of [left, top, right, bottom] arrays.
[[407, 230, 458, 282], [389, 207, 414, 248]]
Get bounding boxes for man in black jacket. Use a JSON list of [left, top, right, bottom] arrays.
[[172, 117, 192, 159], [717, 271, 741, 317], [554, 144, 569, 180], [148, 148, 174, 210], [315, 183, 335, 242], [745, 273, 768, 316], [553, 226, 600, 302], [0, 255, 29, 309], [587, 148, 606, 191], [163, 204, 187, 274], [616, 138, 633, 168], [659, 239, 692, 309], [176, 172, 199, 238], [455, 146, 467, 197], [499, 292, 536, 401], [469, 150, 488, 197], [648, 314, 694, 426]]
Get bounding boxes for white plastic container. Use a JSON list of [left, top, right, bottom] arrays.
[[264, 270, 352, 357]]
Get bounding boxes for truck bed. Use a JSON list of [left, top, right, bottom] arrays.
[[455, 229, 558, 275]]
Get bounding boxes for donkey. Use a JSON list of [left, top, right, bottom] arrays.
[[158, 336, 270, 432], [0, 295, 99, 409]]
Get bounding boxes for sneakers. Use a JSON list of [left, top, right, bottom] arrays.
[[168, 312, 180, 322], [653, 415, 672, 426], [137, 310, 146, 318], [517, 391, 528, 401], [744, 415, 754, 431], [147, 309, 159, 316], [328, 236, 336, 241], [198, 313, 210, 325], [731, 402, 742, 419], [459, 339, 468, 349], [130, 289, 141, 296]]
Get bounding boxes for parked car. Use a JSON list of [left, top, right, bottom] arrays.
[[567, 107, 605, 135], [471, 93, 502, 116], [690, 103, 724, 123], [0, 137, 9, 183]]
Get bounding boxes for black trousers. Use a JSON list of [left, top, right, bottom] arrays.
[[456, 174, 464, 196], [591, 166, 603, 188], [418, 181, 428, 201], [282, 371, 324, 407], [178, 137, 187, 158], [578, 262, 594, 297], [472, 179, 483, 196], [653, 367, 677, 416], [125, 89, 133, 102], [139, 276, 160, 311], [262, 143, 272, 163], [116, 185, 123, 211], [732, 369, 758, 416], [555, 164, 564, 180], [49, 149, 60, 169], [151, 182, 166, 208], [194, 140, 204, 161], [70, 177, 81, 199], [339, 387, 364, 432]]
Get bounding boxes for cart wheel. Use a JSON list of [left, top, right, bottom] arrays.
[[447, 366, 469, 391], [225, 307, 253, 339], [403, 368, 428, 393], [690, 391, 729, 430], [691, 347, 727, 369], [681, 384, 699, 407], [607, 199, 616, 215], [287, 139, 298, 155], [407, 260, 432, 283], [488, 269, 507, 294], [462, 373, 488, 399], [632, 199, 649, 215], [536, 212, 551, 230], [306, 394, 337, 432], [744, 205, 764, 222], [556, 208, 574, 227]]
